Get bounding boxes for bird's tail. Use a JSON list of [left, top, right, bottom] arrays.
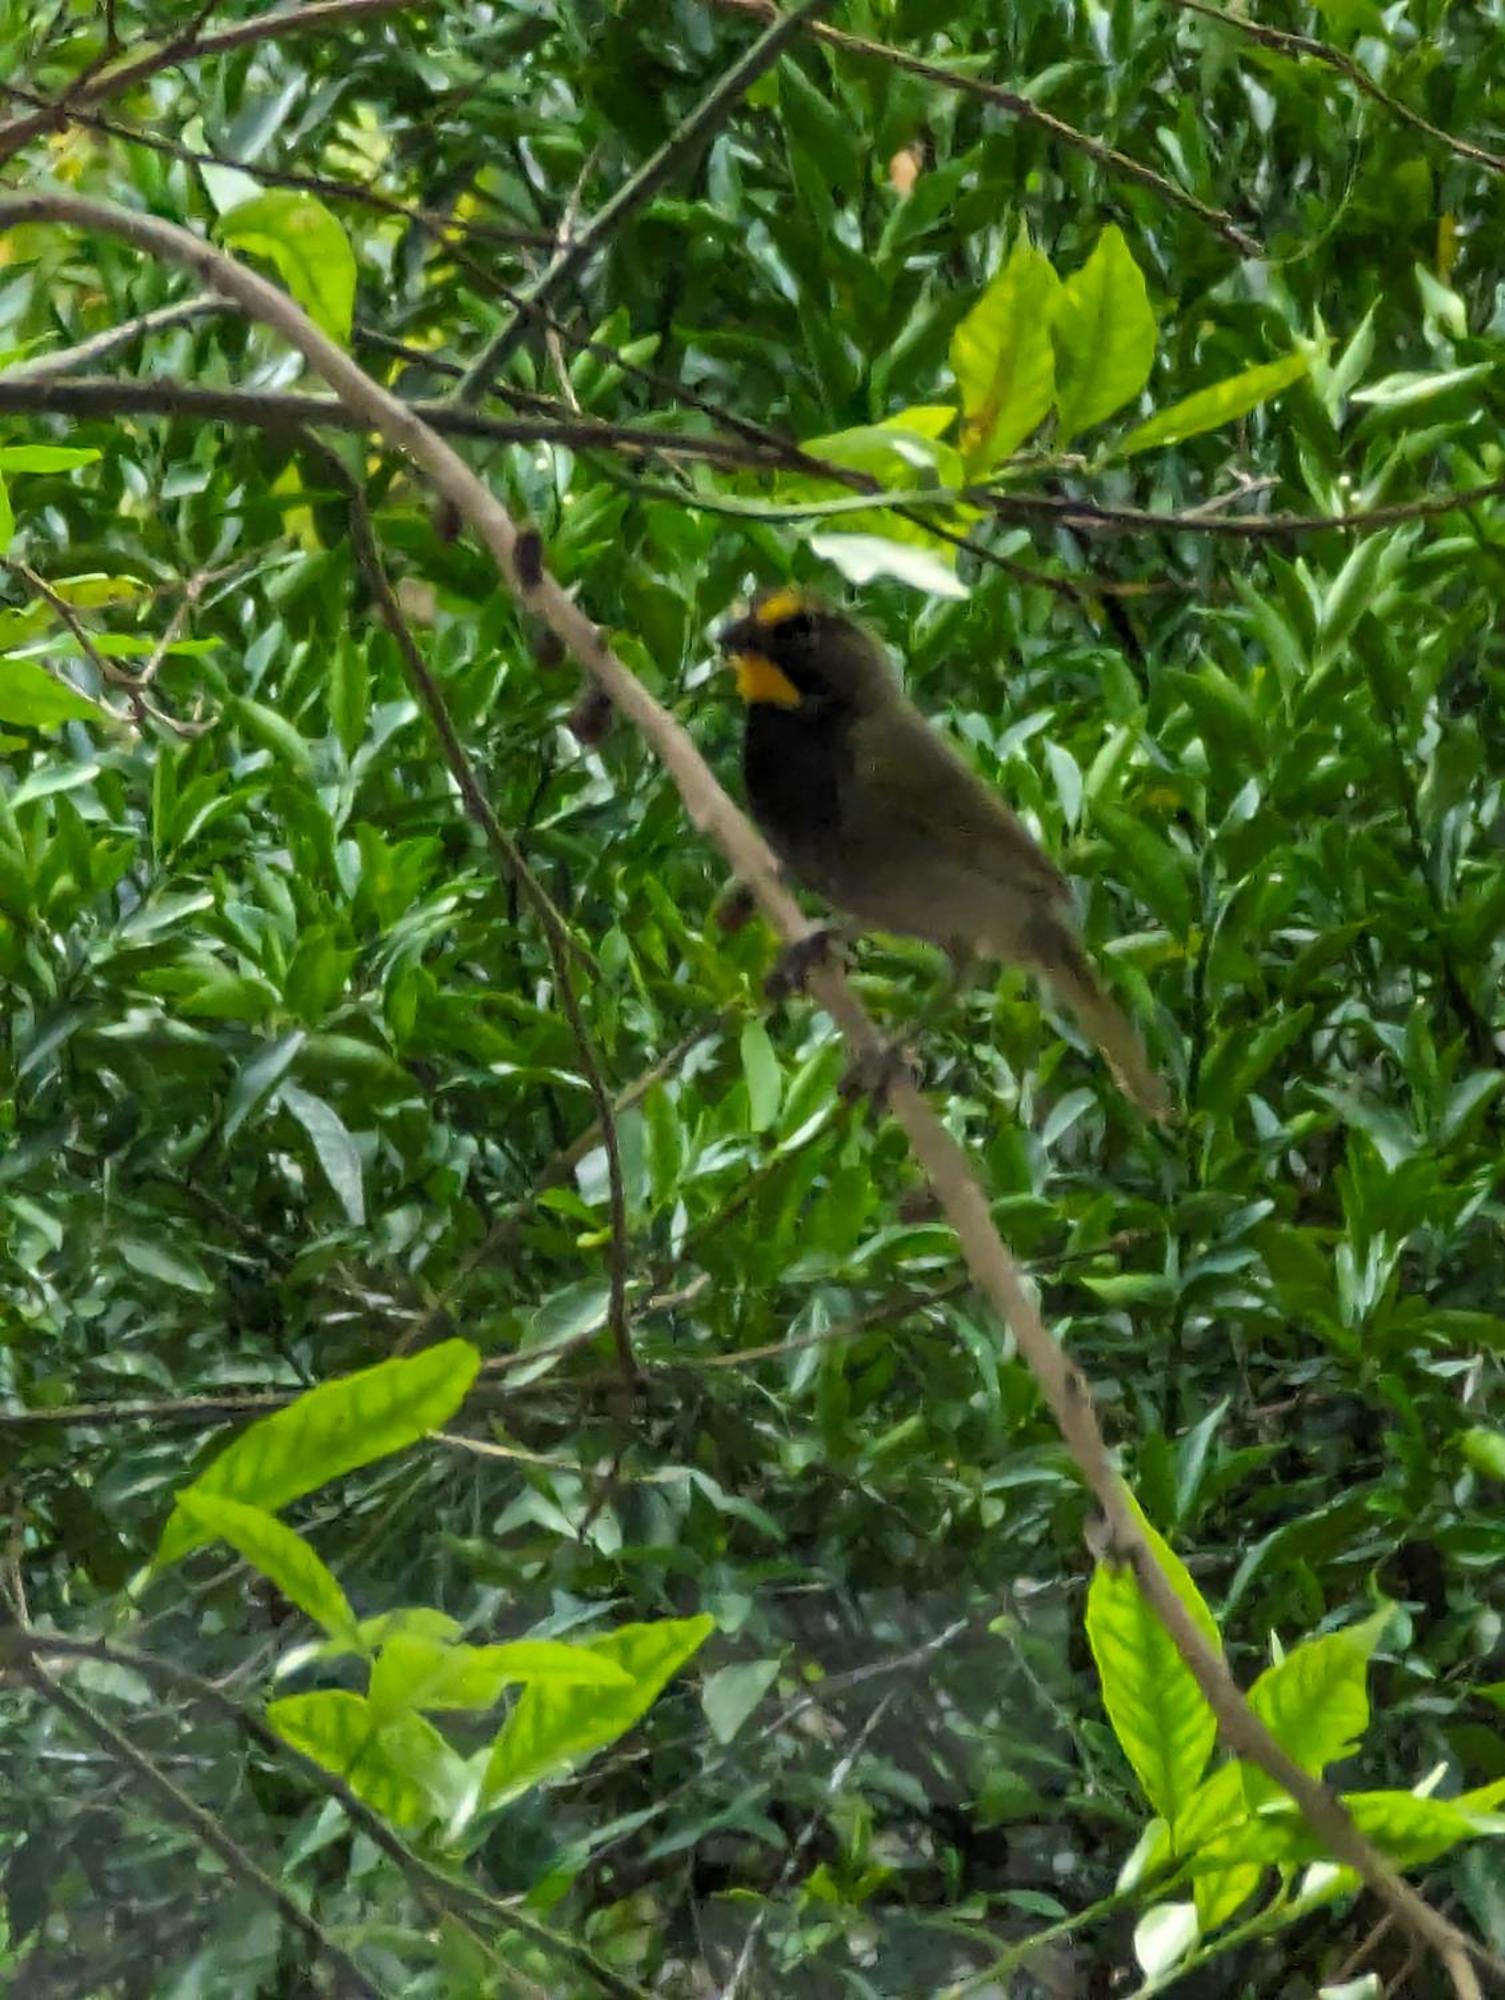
[[1042, 930, 1174, 1124]]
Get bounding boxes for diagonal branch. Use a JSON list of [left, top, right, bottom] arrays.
[[454, 0, 835, 399], [1168, 0, 1505, 176], [0, 189, 1493, 2000], [18, 1649, 385, 1998], [323, 452, 635, 1380], [702, 0, 1262, 257], [0, 0, 412, 163]]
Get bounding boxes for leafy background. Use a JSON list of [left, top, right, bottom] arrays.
[[3, 0, 1505, 1993]]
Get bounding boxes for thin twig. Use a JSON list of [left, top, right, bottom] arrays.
[[331, 459, 635, 1381], [3, 191, 1493, 2000], [3, 292, 226, 380], [717, 1689, 898, 1999], [3, 1632, 654, 2000], [0, 0, 413, 163], [455, 0, 834, 398], [0, 81, 557, 247], [703, 0, 1262, 257], [1168, 0, 1505, 175], [17, 1652, 386, 1998], [9, 373, 1499, 543], [0, 374, 798, 472]]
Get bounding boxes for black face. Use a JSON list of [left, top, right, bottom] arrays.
[[716, 592, 855, 703]]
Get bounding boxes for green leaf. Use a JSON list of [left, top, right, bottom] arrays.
[[1086, 1494, 1220, 1822], [223, 1029, 306, 1143], [702, 1658, 780, 1745], [1092, 803, 1194, 933], [1053, 225, 1156, 442], [740, 1018, 782, 1133], [950, 231, 1062, 470], [1115, 350, 1310, 457], [369, 1633, 631, 1718], [0, 658, 100, 727], [219, 191, 356, 341], [0, 445, 101, 471], [117, 1236, 215, 1297], [174, 1492, 356, 1639], [1461, 1427, 1505, 1482], [809, 533, 969, 597], [267, 1690, 442, 1829], [155, 1340, 480, 1565], [281, 1083, 366, 1227], [482, 1614, 714, 1809], [1244, 1611, 1388, 1805]]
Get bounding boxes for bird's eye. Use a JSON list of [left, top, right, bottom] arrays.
[[783, 611, 813, 642]]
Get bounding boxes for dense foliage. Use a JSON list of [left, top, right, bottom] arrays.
[[3, 1, 1505, 1994]]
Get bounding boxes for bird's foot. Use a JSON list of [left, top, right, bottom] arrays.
[[765, 925, 844, 1001], [839, 1035, 921, 1108]]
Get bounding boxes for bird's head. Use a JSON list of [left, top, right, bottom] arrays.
[[716, 588, 893, 714]]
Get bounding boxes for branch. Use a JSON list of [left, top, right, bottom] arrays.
[[5, 1632, 653, 2000], [0, 81, 556, 248], [1169, 0, 1505, 176], [12, 374, 1496, 544], [4, 293, 227, 379], [0, 0, 413, 163], [17, 1649, 385, 1998], [0, 373, 798, 473], [454, 0, 835, 398], [0, 190, 1492, 2000], [701, 0, 1262, 258], [328, 457, 635, 1380]]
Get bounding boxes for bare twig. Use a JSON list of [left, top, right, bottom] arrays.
[[330, 460, 635, 1382], [2, 191, 1492, 2000], [1169, 0, 1505, 176], [0, 81, 556, 247], [0, 374, 799, 473], [17, 1651, 385, 1998], [718, 1690, 898, 1999], [455, 0, 835, 398], [3, 1632, 654, 2000], [3, 292, 226, 380], [702, 0, 1262, 257]]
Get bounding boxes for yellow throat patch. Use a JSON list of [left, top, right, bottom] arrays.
[[732, 651, 802, 708]]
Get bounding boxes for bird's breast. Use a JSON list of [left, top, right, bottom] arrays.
[[742, 704, 846, 885]]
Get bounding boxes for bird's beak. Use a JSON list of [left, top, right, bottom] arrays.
[[716, 615, 803, 709]]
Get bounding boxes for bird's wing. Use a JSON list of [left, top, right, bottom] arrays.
[[845, 702, 1073, 907]]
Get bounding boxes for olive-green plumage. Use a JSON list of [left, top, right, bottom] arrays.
[[717, 589, 1172, 1122]]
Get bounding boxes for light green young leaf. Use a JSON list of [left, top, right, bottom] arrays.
[[950, 232, 1061, 470], [1115, 350, 1310, 457], [1053, 225, 1157, 442], [1086, 1492, 1221, 1823], [368, 1632, 631, 1718], [1244, 1609, 1389, 1805], [0, 658, 100, 727], [156, 1340, 480, 1565], [268, 1690, 442, 1829], [219, 191, 356, 341], [482, 1614, 714, 1809], [0, 445, 101, 472], [175, 1491, 357, 1640]]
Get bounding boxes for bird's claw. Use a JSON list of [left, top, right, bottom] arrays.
[[765, 925, 842, 1001], [839, 1037, 920, 1108]]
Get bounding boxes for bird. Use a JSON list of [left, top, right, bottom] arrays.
[[715, 586, 1172, 1122]]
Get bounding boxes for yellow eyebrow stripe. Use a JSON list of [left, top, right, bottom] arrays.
[[753, 586, 808, 627]]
